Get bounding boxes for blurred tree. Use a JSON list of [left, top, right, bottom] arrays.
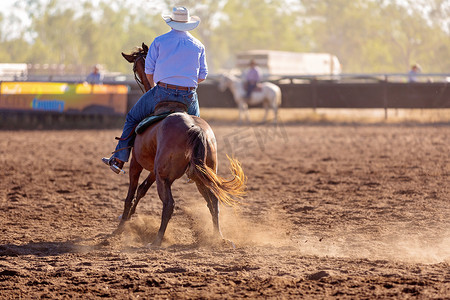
[[123, 14, 167, 51], [93, 1, 129, 72], [0, 38, 30, 63], [383, 0, 450, 72], [0, 0, 449, 74], [0, 4, 32, 63], [299, 0, 450, 73], [213, 0, 308, 70], [30, 1, 81, 64], [299, 0, 393, 72]]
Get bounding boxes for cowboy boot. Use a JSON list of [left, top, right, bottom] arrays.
[[102, 157, 125, 174]]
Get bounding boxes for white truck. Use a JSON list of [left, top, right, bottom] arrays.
[[0, 63, 28, 80], [236, 50, 342, 76]]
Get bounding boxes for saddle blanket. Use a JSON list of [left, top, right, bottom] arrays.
[[135, 112, 172, 134]]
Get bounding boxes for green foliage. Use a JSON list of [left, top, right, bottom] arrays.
[[0, 0, 449, 74]]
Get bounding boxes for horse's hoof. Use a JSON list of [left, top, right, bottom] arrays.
[[146, 242, 161, 249], [147, 238, 163, 248], [222, 239, 236, 249], [111, 227, 124, 236]]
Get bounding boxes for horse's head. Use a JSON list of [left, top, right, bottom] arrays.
[[122, 43, 151, 92], [121, 42, 148, 63]]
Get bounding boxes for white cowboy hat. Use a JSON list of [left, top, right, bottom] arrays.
[[162, 7, 200, 31]]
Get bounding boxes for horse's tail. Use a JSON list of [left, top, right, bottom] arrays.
[[186, 127, 246, 206]]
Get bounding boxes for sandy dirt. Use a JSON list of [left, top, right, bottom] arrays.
[[0, 122, 449, 299]]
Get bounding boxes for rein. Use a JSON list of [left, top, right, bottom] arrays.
[[133, 54, 146, 94], [114, 49, 148, 143]]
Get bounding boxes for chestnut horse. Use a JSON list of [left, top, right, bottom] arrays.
[[115, 43, 246, 247]]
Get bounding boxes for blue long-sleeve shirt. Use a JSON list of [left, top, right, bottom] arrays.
[[246, 66, 261, 83], [145, 29, 208, 88]]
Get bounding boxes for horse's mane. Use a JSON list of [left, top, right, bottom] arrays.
[[125, 42, 149, 59], [122, 43, 150, 92], [129, 46, 148, 58]]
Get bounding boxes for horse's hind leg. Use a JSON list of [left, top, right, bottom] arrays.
[[262, 101, 269, 123], [243, 104, 250, 123], [195, 183, 223, 239], [198, 139, 228, 241], [152, 177, 175, 246], [193, 148, 228, 242], [238, 102, 248, 125], [130, 172, 155, 216], [113, 156, 143, 235], [272, 102, 278, 124]]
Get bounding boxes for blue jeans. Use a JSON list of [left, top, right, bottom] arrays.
[[112, 85, 200, 162], [245, 81, 257, 99]]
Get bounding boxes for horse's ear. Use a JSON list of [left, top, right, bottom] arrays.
[[142, 43, 149, 52], [122, 52, 134, 63]]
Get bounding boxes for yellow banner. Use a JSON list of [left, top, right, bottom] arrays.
[[0, 82, 128, 95], [75, 83, 128, 94], [1, 82, 68, 94], [0, 82, 129, 114]]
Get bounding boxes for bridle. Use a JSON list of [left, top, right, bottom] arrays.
[[132, 53, 147, 94]]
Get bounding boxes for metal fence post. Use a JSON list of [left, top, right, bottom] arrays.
[[383, 75, 388, 120], [312, 79, 317, 113]]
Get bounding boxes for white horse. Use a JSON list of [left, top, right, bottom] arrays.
[[218, 73, 282, 124]]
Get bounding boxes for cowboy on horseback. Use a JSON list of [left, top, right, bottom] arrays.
[[243, 59, 262, 100], [102, 6, 208, 174]]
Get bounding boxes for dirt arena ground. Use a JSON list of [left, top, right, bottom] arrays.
[[0, 119, 449, 298]]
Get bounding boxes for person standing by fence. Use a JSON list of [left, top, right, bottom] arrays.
[[86, 64, 103, 84], [408, 64, 421, 83]]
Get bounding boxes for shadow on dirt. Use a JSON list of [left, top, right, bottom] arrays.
[[0, 239, 106, 257]]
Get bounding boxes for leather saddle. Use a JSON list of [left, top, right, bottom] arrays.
[[135, 101, 188, 134]]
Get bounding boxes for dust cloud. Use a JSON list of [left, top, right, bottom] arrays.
[[122, 201, 450, 264]]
